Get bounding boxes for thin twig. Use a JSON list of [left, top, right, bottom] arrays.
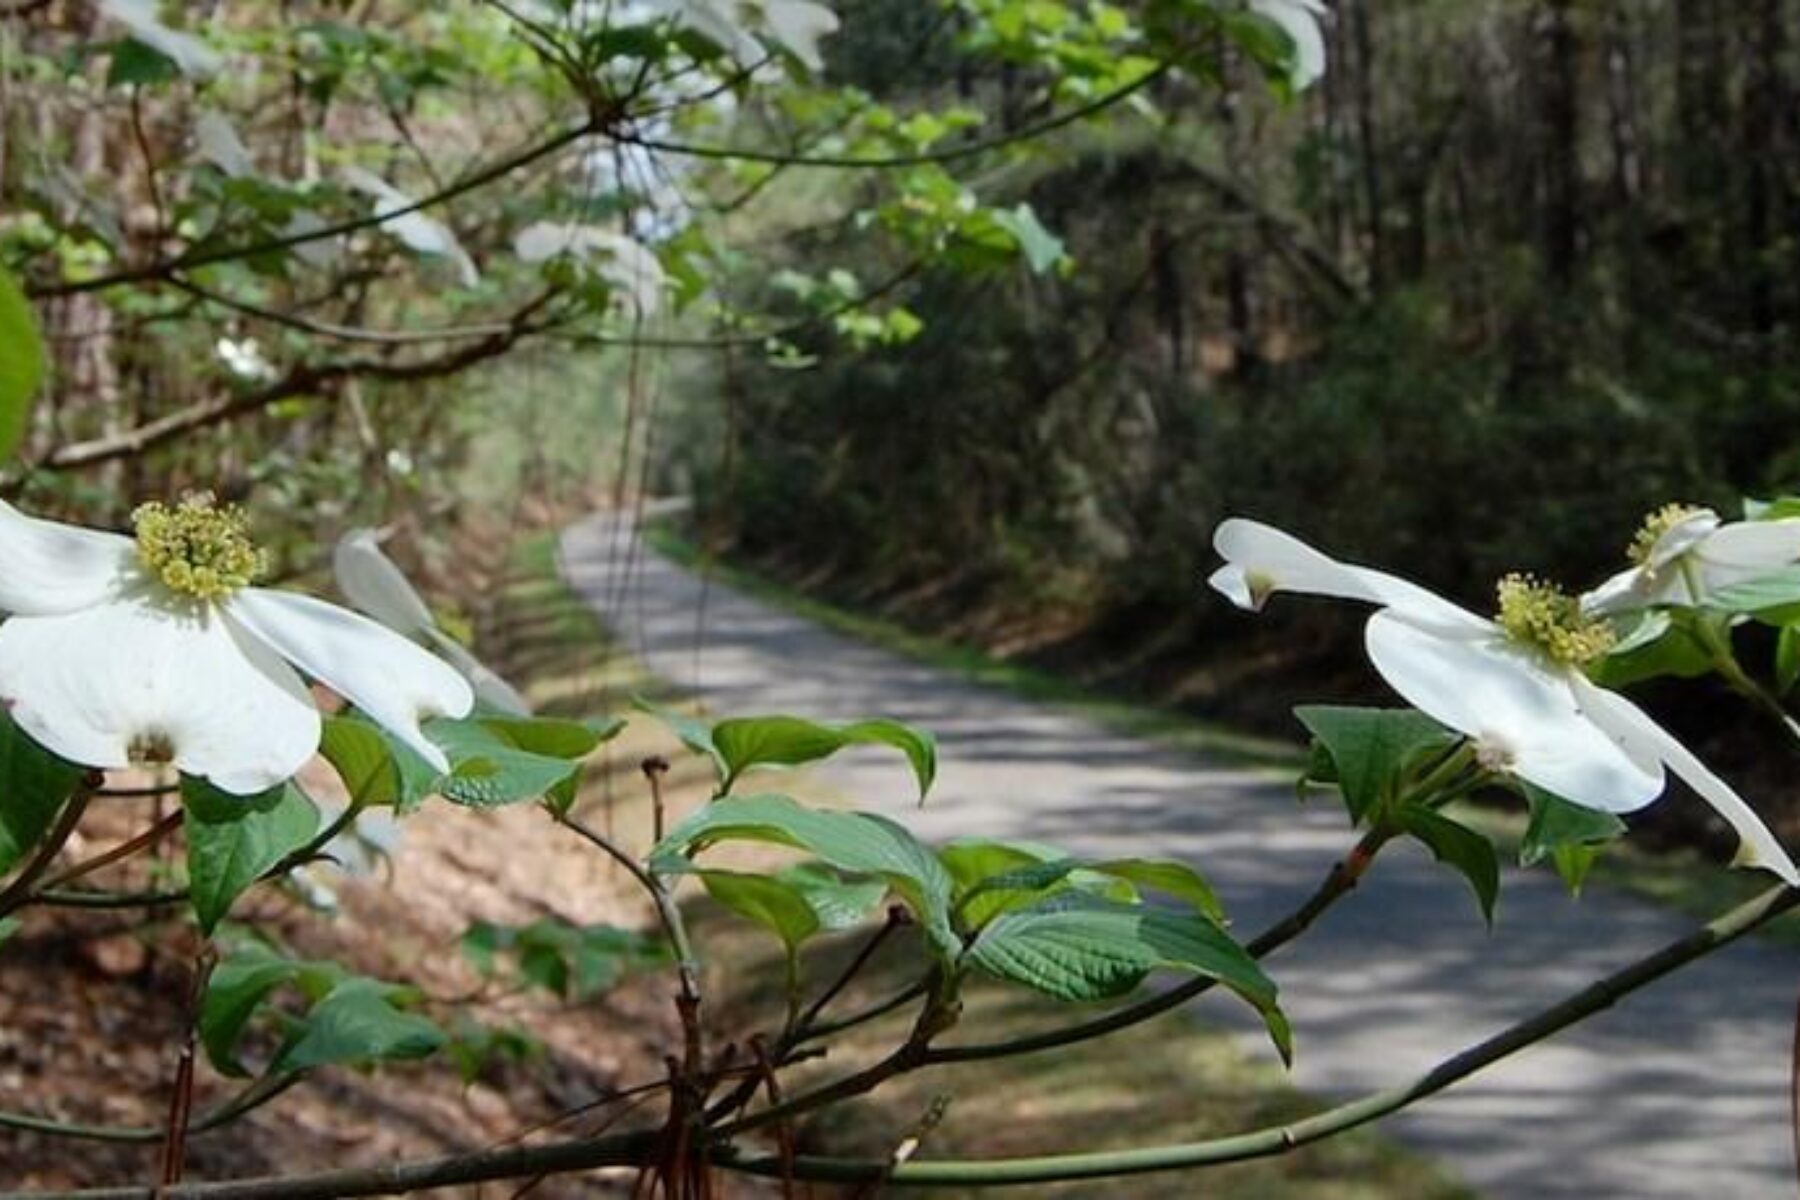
[[0, 778, 97, 918], [14, 881, 1793, 1197], [38, 810, 183, 893], [714, 883, 1800, 1186]]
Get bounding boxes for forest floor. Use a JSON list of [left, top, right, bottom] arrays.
[[0, 524, 1459, 1198], [0, 529, 684, 1195]]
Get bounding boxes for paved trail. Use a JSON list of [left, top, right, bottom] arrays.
[[563, 511, 1799, 1199]]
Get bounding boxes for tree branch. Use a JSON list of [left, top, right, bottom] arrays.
[[714, 882, 1800, 1186], [36, 294, 559, 471], [620, 64, 1170, 170], [25, 122, 599, 299]]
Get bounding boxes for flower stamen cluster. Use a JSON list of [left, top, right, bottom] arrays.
[[1494, 573, 1615, 666], [132, 493, 268, 601], [1627, 503, 1704, 566]]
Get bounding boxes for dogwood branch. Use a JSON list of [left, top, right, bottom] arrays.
[[36, 293, 560, 471], [716, 882, 1800, 1186], [11, 883, 1794, 1198], [620, 64, 1170, 169], [25, 122, 600, 299]]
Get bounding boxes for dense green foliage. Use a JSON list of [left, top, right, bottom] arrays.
[[677, 1, 1800, 654]]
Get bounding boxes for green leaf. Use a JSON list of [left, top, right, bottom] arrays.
[[967, 894, 1291, 1063], [443, 1018, 541, 1084], [632, 698, 722, 771], [1746, 495, 1800, 522], [989, 203, 1066, 274], [1394, 807, 1499, 924], [336, 715, 440, 813], [480, 714, 624, 760], [1294, 706, 1457, 824], [1091, 858, 1225, 924], [271, 979, 444, 1075], [200, 945, 346, 1077], [711, 714, 937, 801], [955, 857, 1085, 928], [775, 862, 889, 930], [1709, 567, 1800, 623], [1519, 785, 1624, 893], [939, 839, 1151, 929], [1779, 624, 1800, 696], [1549, 844, 1603, 894], [938, 839, 1044, 894], [0, 263, 44, 463], [0, 708, 84, 875], [458, 918, 669, 1000], [319, 717, 400, 809], [654, 794, 958, 959], [106, 38, 181, 86], [424, 716, 581, 809], [467, 714, 620, 814], [1591, 609, 1718, 687], [183, 780, 321, 934], [700, 870, 821, 951]]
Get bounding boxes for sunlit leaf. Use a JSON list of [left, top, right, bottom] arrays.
[[0, 263, 45, 463], [967, 893, 1291, 1062]]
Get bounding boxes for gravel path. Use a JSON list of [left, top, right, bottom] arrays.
[[562, 510, 1800, 1199]]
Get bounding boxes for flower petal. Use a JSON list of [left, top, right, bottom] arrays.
[[0, 501, 137, 616], [0, 594, 318, 794], [513, 222, 666, 316], [98, 0, 223, 77], [762, 0, 839, 71], [1579, 564, 1650, 616], [1693, 519, 1800, 590], [331, 530, 435, 637], [1210, 518, 1490, 635], [194, 110, 255, 178], [1570, 677, 1800, 884], [1365, 612, 1663, 812], [425, 629, 532, 716], [342, 167, 480, 288], [1644, 508, 1720, 570], [227, 589, 473, 772], [1249, 0, 1328, 89]]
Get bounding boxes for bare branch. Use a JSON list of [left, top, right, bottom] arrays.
[[38, 293, 559, 470]]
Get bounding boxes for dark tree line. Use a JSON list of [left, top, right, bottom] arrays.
[[674, 0, 1800, 827], [686, 0, 1800, 610]]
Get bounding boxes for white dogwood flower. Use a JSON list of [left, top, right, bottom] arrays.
[[342, 167, 480, 288], [215, 337, 275, 382], [0, 497, 472, 795], [333, 529, 530, 716], [99, 0, 222, 77], [1582, 504, 1800, 615], [1209, 518, 1798, 884], [646, 0, 839, 72], [514, 222, 668, 317], [1249, 0, 1328, 90]]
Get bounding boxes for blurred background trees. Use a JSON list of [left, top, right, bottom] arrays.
[[675, 0, 1800, 700], [7, 0, 1798, 839]]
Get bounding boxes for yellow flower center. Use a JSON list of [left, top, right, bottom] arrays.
[[1494, 573, 1615, 667], [132, 494, 268, 601], [1627, 503, 1704, 566]]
